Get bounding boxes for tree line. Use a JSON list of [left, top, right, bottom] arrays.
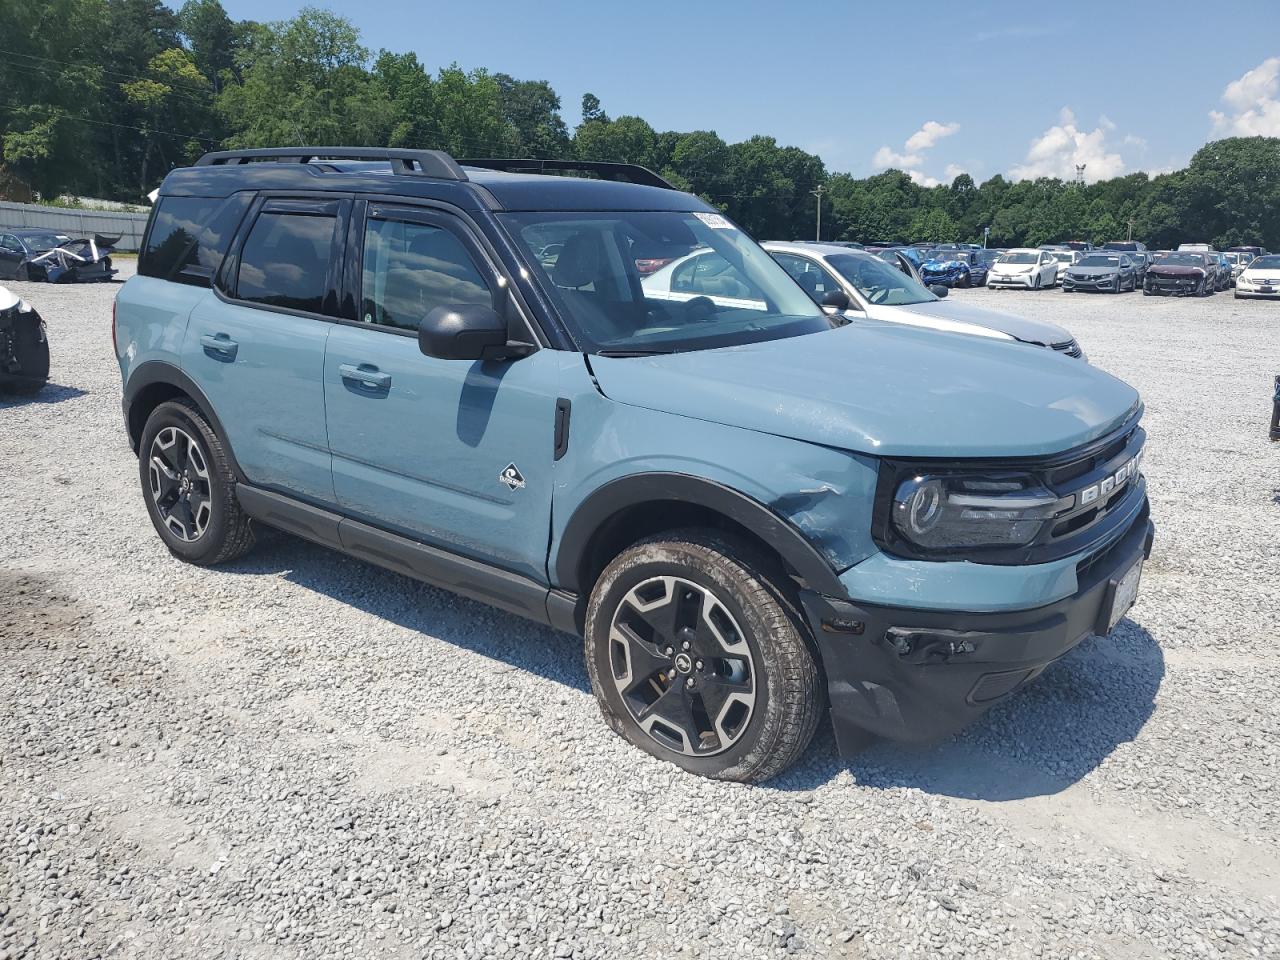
[[4, 0, 1279, 250]]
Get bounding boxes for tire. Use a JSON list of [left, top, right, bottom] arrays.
[[1112, 276, 1121, 294], [584, 530, 823, 783], [1033, 273, 1041, 290], [958, 271, 970, 289], [0, 315, 49, 395], [138, 398, 255, 566]]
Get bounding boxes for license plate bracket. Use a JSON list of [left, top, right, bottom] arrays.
[[1102, 558, 1143, 633]]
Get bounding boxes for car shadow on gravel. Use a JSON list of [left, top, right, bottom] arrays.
[[0, 383, 88, 406], [223, 529, 591, 692], [771, 620, 1165, 801]]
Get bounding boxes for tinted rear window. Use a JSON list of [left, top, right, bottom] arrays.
[[140, 194, 252, 284], [236, 211, 337, 313]]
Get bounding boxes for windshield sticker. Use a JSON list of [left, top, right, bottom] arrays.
[[693, 212, 734, 230]]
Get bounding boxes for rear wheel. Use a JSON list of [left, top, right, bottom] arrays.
[[138, 399, 255, 566], [584, 531, 822, 783]]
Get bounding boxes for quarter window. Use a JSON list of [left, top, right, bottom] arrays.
[[360, 218, 492, 331], [236, 210, 337, 313], [141, 194, 251, 284]]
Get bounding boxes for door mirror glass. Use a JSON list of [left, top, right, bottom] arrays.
[[418, 303, 513, 361]]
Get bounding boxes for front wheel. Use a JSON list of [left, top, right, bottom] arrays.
[[584, 531, 823, 783], [138, 399, 255, 566]]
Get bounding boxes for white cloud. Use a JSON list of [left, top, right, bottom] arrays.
[[943, 163, 966, 182], [1210, 57, 1280, 136], [872, 120, 960, 183], [1009, 108, 1126, 182]]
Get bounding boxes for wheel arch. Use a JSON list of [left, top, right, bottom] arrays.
[[554, 474, 845, 600], [124, 361, 245, 480]]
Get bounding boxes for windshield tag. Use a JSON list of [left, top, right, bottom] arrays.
[[693, 212, 734, 230]]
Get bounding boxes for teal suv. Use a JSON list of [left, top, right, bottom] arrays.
[[115, 148, 1154, 782]]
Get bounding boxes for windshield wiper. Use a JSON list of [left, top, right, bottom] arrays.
[[593, 348, 674, 357]]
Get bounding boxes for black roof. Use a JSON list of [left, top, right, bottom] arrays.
[[159, 147, 713, 214]]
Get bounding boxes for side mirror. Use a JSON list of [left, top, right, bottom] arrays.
[[930, 284, 950, 298], [820, 289, 851, 311], [418, 303, 528, 361]]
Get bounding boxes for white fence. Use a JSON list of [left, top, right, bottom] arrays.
[[0, 201, 149, 251]]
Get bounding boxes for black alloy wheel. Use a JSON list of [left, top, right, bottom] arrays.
[[147, 425, 212, 543]]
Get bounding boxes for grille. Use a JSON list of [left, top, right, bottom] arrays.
[[1051, 339, 1083, 358]]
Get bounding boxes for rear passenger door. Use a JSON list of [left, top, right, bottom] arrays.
[[184, 196, 348, 504], [323, 202, 561, 582]]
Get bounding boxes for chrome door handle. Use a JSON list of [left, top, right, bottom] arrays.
[[339, 363, 391, 390]]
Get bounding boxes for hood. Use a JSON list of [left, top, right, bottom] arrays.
[[1148, 264, 1204, 277], [589, 322, 1138, 459], [867, 299, 1073, 346], [992, 262, 1034, 272], [1069, 265, 1120, 276], [923, 257, 963, 269]]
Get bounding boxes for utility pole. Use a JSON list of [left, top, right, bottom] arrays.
[[982, 226, 990, 249], [1127, 217, 1135, 242], [812, 184, 825, 241]]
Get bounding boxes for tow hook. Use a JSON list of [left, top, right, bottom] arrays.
[[883, 628, 978, 662]]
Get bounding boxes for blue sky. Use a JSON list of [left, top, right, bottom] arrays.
[[209, 0, 1280, 184]]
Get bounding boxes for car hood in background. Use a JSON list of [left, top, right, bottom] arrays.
[[589, 322, 1137, 458], [870, 299, 1073, 346]]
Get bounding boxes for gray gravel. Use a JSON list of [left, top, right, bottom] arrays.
[[1, 264, 1278, 960]]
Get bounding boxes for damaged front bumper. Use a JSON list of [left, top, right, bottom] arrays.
[[25, 235, 119, 283], [798, 508, 1155, 754]]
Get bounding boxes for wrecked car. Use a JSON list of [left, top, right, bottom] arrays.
[[0, 285, 49, 395], [0, 229, 119, 283]]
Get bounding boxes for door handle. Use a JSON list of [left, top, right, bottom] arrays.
[[339, 363, 391, 390], [200, 333, 238, 360]]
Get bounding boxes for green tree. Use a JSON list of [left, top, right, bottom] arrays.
[[1179, 137, 1280, 249], [908, 207, 959, 243], [179, 0, 242, 92], [121, 47, 215, 193], [430, 66, 517, 157], [494, 74, 569, 158]]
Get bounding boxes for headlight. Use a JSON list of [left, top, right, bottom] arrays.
[[892, 474, 1065, 550]]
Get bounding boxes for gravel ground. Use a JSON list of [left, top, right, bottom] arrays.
[[1, 264, 1278, 960]]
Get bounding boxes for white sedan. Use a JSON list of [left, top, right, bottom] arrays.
[[1234, 254, 1280, 299], [987, 249, 1060, 289]]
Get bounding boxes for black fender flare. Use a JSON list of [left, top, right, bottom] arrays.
[[553, 472, 845, 597], [122, 360, 245, 480]]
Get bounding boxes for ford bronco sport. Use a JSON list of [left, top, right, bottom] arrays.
[[115, 148, 1154, 783]]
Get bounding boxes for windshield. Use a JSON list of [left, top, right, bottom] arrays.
[[1248, 255, 1280, 269], [826, 253, 938, 306], [1079, 255, 1121, 267], [998, 251, 1038, 265], [20, 233, 69, 253], [1160, 253, 1206, 266], [501, 211, 830, 354]]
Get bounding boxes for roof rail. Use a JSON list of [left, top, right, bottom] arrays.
[[459, 158, 676, 190], [193, 147, 468, 181]]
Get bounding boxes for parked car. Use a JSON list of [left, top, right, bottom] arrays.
[[1144, 251, 1216, 296], [1225, 245, 1267, 262], [1101, 241, 1147, 254], [1233, 253, 1280, 299], [987, 248, 1060, 289], [0, 285, 49, 394], [0, 229, 118, 282], [1047, 249, 1082, 283], [863, 245, 926, 284], [920, 249, 987, 288], [116, 146, 1152, 783], [1062, 252, 1138, 293], [1213, 253, 1233, 291], [765, 242, 1085, 357], [1224, 251, 1255, 285], [1128, 251, 1150, 287]]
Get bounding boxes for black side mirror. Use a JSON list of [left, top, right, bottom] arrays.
[[930, 284, 950, 298], [418, 304, 529, 361], [820, 289, 851, 310]]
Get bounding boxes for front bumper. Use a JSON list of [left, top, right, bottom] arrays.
[[1235, 283, 1280, 298], [987, 273, 1035, 288], [800, 509, 1155, 754], [1145, 276, 1200, 295], [1063, 275, 1118, 291]]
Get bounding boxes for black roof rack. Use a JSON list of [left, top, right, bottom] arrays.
[[459, 158, 675, 190], [194, 147, 468, 181]]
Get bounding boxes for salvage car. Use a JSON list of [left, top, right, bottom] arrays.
[[766, 242, 1085, 358], [1144, 251, 1216, 296], [987, 248, 1059, 289], [1062, 252, 1138, 294], [920, 249, 988, 288], [0, 285, 49, 394], [116, 146, 1152, 783], [1233, 253, 1280, 299], [0, 229, 119, 282]]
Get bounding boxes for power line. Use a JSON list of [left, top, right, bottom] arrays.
[[0, 47, 219, 102], [0, 97, 222, 146]]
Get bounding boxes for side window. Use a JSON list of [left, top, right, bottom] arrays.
[[236, 210, 338, 314], [140, 194, 252, 284], [0, 235, 22, 253], [360, 218, 492, 331]]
